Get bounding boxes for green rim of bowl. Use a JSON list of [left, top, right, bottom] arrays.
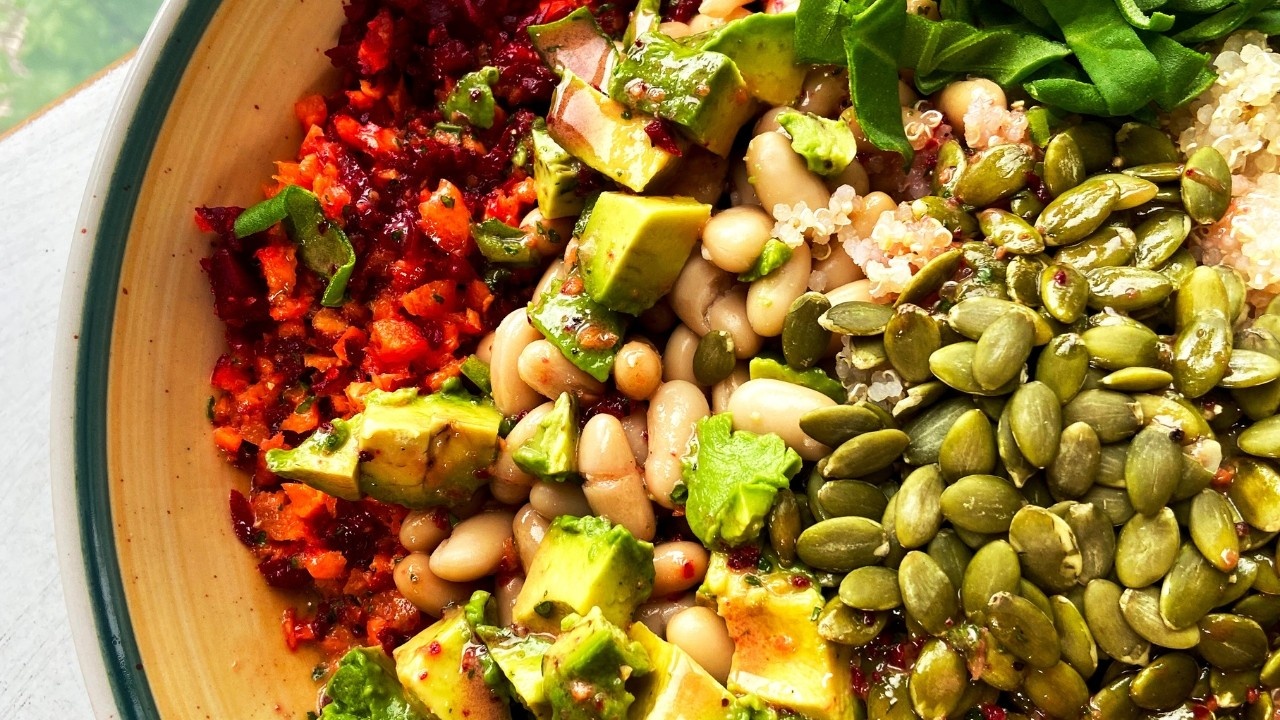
[[64, 1, 221, 717]]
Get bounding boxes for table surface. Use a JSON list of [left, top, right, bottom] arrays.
[[1, 62, 132, 718]]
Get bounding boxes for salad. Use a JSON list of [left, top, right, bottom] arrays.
[[197, 0, 1280, 717]]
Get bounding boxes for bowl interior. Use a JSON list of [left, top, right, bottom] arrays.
[[101, 0, 346, 715]]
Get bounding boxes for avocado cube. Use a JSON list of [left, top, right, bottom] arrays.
[[528, 272, 627, 381], [577, 192, 710, 315], [394, 606, 511, 720], [686, 13, 806, 106], [513, 515, 655, 634], [532, 119, 589, 220], [265, 418, 362, 501], [357, 388, 502, 509], [626, 623, 738, 720], [513, 392, 580, 482], [543, 609, 651, 720], [321, 647, 428, 720], [608, 33, 756, 157], [475, 627, 555, 718], [527, 7, 618, 90], [546, 72, 681, 193], [701, 554, 856, 720]]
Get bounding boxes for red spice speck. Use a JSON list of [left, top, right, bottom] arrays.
[[418, 670, 429, 680], [725, 545, 761, 572], [643, 119, 683, 157], [980, 704, 1007, 720], [850, 666, 869, 699], [1247, 686, 1260, 704], [1236, 522, 1250, 538], [681, 561, 696, 579], [428, 640, 442, 656], [1053, 269, 1068, 286], [789, 575, 811, 589]]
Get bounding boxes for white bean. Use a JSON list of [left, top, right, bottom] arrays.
[[728, 379, 834, 460], [711, 362, 750, 414], [825, 278, 876, 306], [429, 511, 516, 582], [517, 339, 605, 403], [533, 258, 566, 299], [797, 67, 848, 118], [394, 552, 474, 617], [666, 606, 735, 683], [699, 0, 749, 19], [474, 332, 495, 364], [489, 402, 554, 505], [519, 209, 572, 257], [747, 241, 812, 337], [701, 206, 774, 274], [670, 250, 732, 335], [620, 408, 650, 466], [745, 131, 831, 214], [579, 414, 657, 541], [824, 158, 870, 195], [514, 504, 549, 572], [663, 324, 702, 385], [657, 20, 693, 38], [652, 541, 711, 597], [708, 286, 764, 359], [730, 159, 760, 207], [899, 79, 920, 107], [936, 78, 1005, 139], [854, 191, 898, 238], [495, 574, 524, 628], [753, 106, 789, 136], [615, 339, 664, 401], [809, 241, 864, 292], [491, 308, 544, 417], [646, 381, 711, 508], [640, 299, 679, 336], [635, 594, 697, 638], [400, 508, 452, 553], [529, 480, 592, 519]]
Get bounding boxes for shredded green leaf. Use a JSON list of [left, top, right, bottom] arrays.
[[234, 185, 356, 307], [843, 0, 914, 164], [1115, 0, 1176, 30]]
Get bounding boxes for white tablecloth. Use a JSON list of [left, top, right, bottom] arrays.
[[0, 62, 133, 718]]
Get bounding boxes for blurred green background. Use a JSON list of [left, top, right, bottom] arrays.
[[0, 0, 163, 133]]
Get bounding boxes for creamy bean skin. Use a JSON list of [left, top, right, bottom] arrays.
[[620, 408, 650, 466], [652, 541, 711, 596], [666, 606, 735, 683], [533, 258, 566, 299], [579, 414, 657, 541], [529, 480, 592, 519], [825, 278, 876, 306], [489, 402, 553, 505], [635, 593, 697, 637], [728, 378, 834, 461], [853, 191, 897, 238], [495, 574, 524, 628], [746, 131, 831, 213], [797, 67, 848, 118], [429, 511, 515, 582], [708, 286, 764, 359], [701, 206, 773, 274], [615, 340, 663, 401], [670, 250, 732, 335], [491, 308, 545, 416], [730, 159, 760, 207], [663, 324, 702, 385], [474, 332, 495, 364], [824, 159, 870, 196], [517, 340, 605, 403], [936, 78, 1006, 139], [639, 300, 679, 336], [753, 106, 789, 135], [712, 362, 750, 414], [747, 242, 812, 337], [810, 241, 864, 292], [646, 381, 711, 508], [399, 508, 452, 553], [394, 552, 474, 617], [514, 504, 550, 572]]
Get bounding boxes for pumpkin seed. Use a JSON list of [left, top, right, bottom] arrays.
[[1115, 507, 1181, 588], [1063, 389, 1144, 443], [985, 590, 1062, 669], [817, 597, 888, 645], [1047, 422, 1101, 499], [896, 464, 944, 549], [962, 539, 1021, 621], [838, 566, 901, 611], [1227, 458, 1280, 532], [1160, 542, 1227, 629], [912, 196, 979, 238], [1158, 248, 1198, 289], [816, 479, 887, 520], [1044, 132, 1087, 197], [927, 529, 972, 590], [796, 516, 890, 572], [1211, 668, 1260, 709], [1125, 424, 1183, 516], [822, 428, 911, 479], [974, 310, 1036, 391], [1176, 265, 1230, 330], [843, 335, 887, 370], [1189, 489, 1242, 572], [799, 404, 886, 447], [1081, 485, 1137, 525], [1080, 324, 1160, 370], [1215, 265, 1248, 323], [879, 494, 906, 570], [1238, 416, 1280, 458], [948, 297, 1054, 345], [1261, 648, 1280, 688], [883, 304, 941, 384], [980, 208, 1046, 255], [1060, 502, 1116, 583], [998, 402, 1039, 488], [1063, 122, 1115, 172], [866, 670, 916, 719], [1220, 349, 1280, 388], [1006, 254, 1046, 307], [692, 330, 736, 385], [1024, 661, 1091, 719], [1116, 122, 1179, 166], [903, 396, 975, 466], [1133, 209, 1191, 270], [1091, 172, 1161, 210], [955, 143, 1035, 207], [1247, 551, 1280, 595], [1036, 333, 1090, 404], [820, 300, 894, 335], [929, 341, 1020, 396], [1088, 676, 1142, 720], [767, 489, 801, 566], [1083, 579, 1151, 666], [1235, 593, 1280, 627], [1055, 226, 1137, 271], [1085, 266, 1174, 312], [1219, 553, 1259, 606], [937, 408, 997, 482], [1181, 146, 1232, 225], [1129, 652, 1199, 711], [899, 550, 959, 635], [1119, 586, 1201, 650], [897, 248, 964, 308], [1008, 505, 1082, 593], [1008, 381, 1062, 468], [932, 139, 966, 196], [1199, 613, 1269, 671], [1050, 594, 1099, 678], [1122, 161, 1184, 182], [1096, 443, 1129, 488], [909, 638, 968, 720], [936, 471, 1024, 532], [1133, 392, 1211, 441], [781, 292, 832, 370], [891, 381, 947, 421], [1036, 178, 1121, 247], [1039, 262, 1089, 324], [1100, 367, 1172, 392]]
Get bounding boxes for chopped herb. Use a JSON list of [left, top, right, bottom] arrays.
[[744, 574, 764, 587], [669, 483, 689, 504], [233, 185, 356, 307], [460, 355, 493, 395], [534, 601, 554, 617]]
